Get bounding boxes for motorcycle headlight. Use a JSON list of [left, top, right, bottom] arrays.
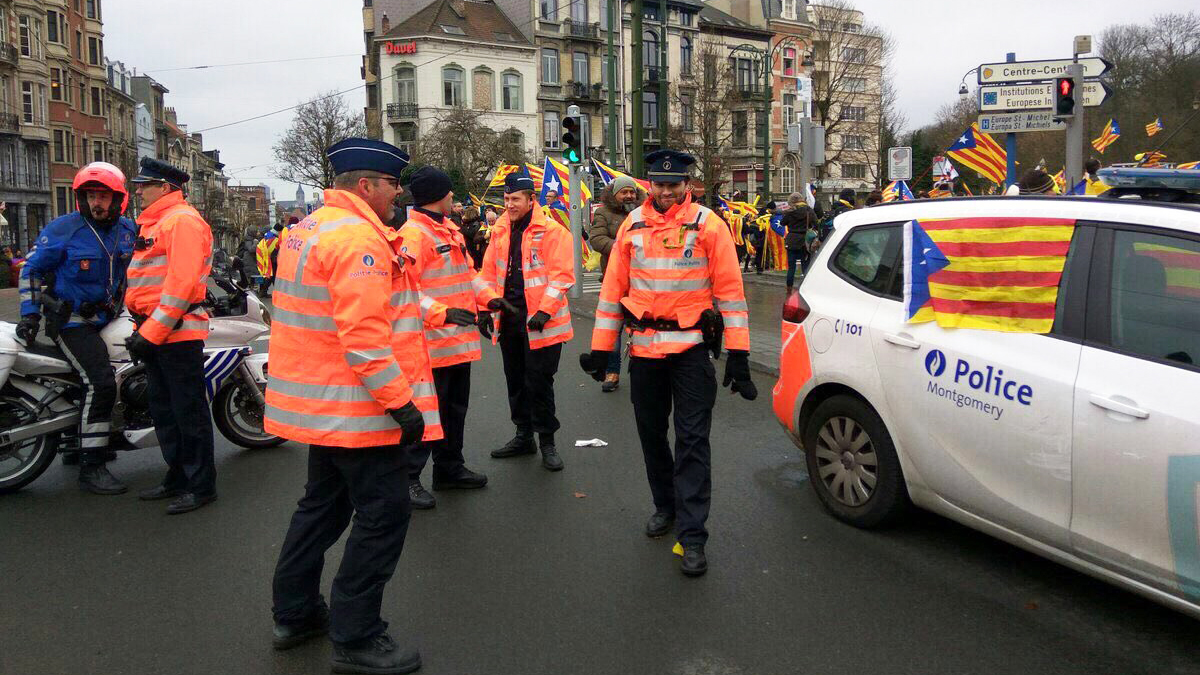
[[260, 305, 271, 326]]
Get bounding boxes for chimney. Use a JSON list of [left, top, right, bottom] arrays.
[[381, 13, 390, 32]]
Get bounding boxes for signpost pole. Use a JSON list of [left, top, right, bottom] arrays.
[[1004, 52, 1018, 189], [1064, 62, 1085, 188], [568, 164, 583, 299]]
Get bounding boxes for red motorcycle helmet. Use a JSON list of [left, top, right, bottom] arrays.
[[73, 161, 129, 220]]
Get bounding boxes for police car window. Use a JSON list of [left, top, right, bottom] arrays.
[[1108, 230, 1200, 367], [832, 225, 902, 298]]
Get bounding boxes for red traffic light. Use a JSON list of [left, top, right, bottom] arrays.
[[1058, 78, 1073, 96]]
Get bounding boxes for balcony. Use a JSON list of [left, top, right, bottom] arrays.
[[387, 103, 418, 120], [567, 81, 602, 101], [562, 19, 601, 41], [0, 113, 19, 135], [0, 42, 17, 67], [733, 83, 765, 99], [645, 65, 668, 83]]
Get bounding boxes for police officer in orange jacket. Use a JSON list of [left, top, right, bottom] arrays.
[[267, 139, 430, 674], [476, 171, 575, 472], [124, 158, 216, 515], [580, 150, 756, 577], [399, 166, 490, 509]]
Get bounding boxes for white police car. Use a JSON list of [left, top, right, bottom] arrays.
[[773, 169, 1200, 618]]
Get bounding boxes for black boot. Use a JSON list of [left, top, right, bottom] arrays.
[[680, 543, 708, 577], [490, 430, 536, 458], [408, 480, 436, 509], [539, 433, 563, 472], [78, 463, 128, 495], [645, 510, 675, 538], [331, 633, 421, 675], [273, 602, 329, 650], [431, 466, 488, 490]]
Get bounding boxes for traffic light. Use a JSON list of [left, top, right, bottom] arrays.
[[561, 105, 584, 164], [1054, 77, 1076, 118]]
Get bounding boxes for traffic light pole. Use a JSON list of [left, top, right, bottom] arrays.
[[631, 0, 644, 176], [1064, 62, 1085, 188], [568, 164, 584, 299], [1004, 52, 1018, 189], [658, 0, 668, 145], [607, 0, 617, 166]]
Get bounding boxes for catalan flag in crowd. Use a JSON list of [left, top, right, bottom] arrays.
[[882, 180, 914, 202], [1136, 151, 1166, 167], [488, 164, 520, 188], [904, 217, 1076, 333], [946, 124, 1007, 185], [1052, 170, 1066, 194], [1091, 119, 1121, 153], [1146, 118, 1164, 137], [545, 157, 591, 200], [591, 158, 651, 192], [757, 212, 787, 271], [1179, 161, 1200, 170]]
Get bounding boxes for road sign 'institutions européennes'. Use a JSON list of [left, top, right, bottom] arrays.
[[977, 112, 1067, 134], [977, 57, 1112, 85], [978, 81, 1111, 112]]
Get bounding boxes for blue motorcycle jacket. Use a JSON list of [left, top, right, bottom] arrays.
[[19, 212, 137, 328]]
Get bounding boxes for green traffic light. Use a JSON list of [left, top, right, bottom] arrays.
[[565, 149, 580, 163]]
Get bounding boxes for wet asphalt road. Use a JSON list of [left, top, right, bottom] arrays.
[[2, 324, 1199, 675]]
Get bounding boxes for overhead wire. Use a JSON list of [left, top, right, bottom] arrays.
[[147, 54, 360, 73]]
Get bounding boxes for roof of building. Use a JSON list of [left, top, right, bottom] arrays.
[[699, 4, 773, 37], [382, 0, 532, 47]]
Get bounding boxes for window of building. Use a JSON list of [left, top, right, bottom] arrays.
[[843, 134, 867, 150], [571, 0, 586, 23], [844, 77, 867, 93], [783, 48, 796, 76], [598, 0, 610, 30], [52, 129, 64, 162], [18, 16, 31, 57], [38, 83, 46, 122], [540, 0, 557, 21], [396, 65, 415, 104], [49, 68, 62, 101], [780, 157, 796, 194], [86, 0, 97, 19], [88, 37, 100, 65], [442, 66, 464, 106], [93, 139, 102, 162], [472, 68, 494, 109], [580, 112, 590, 148], [732, 110, 747, 147], [755, 110, 767, 149], [542, 48, 559, 83], [21, 81, 33, 122], [843, 23, 861, 33], [503, 128, 524, 149], [643, 30, 659, 69], [680, 37, 693, 76], [643, 4, 659, 22], [55, 186, 69, 217], [600, 55, 613, 89], [90, 86, 100, 115], [681, 93, 694, 131], [74, 30, 81, 59], [842, 47, 867, 63], [820, 19, 837, 31], [842, 105, 867, 122], [643, 91, 657, 131], [572, 51, 588, 85], [781, 0, 798, 20], [679, 11, 694, 26], [842, 163, 867, 179], [543, 110, 560, 148], [783, 93, 795, 126], [502, 71, 522, 111], [703, 54, 717, 87], [439, 24, 466, 35], [46, 10, 65, 44], [735, 58, 755, 90]]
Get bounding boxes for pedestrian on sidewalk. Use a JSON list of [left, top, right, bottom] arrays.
[[460, 205, 485, 268], [398, 166, 491, 510], [580, 149, 757, 577], [477, 170, 575, 472], [267, 138, 430, 674], [782, 192, 816, 292], [588, 175, 641, 392]]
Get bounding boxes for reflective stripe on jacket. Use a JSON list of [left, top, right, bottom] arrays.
[[126, 191, 212, 344], [591, 195, 749, 358], [265, 189, 443, 448], [476, 205, 575, 350], [399, 210, 488, 368]]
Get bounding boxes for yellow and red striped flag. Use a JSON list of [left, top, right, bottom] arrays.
[[1052, 170, 1066, 194], [1146, 118, 1163, 137], [488, 164, 520, 188], [945, 123, 1007, 185], [1092, 119, 1121, 154], [1136, 151, 1166, 167], [1179, 161, 1199, 170], [906, 217, 1076, 333]]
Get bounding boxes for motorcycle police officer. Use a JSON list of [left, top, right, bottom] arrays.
[[581, 150, 756, 577], [16, 162, 136, 495]]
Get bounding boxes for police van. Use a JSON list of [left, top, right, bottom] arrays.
[[773, 169, 1200, 619]]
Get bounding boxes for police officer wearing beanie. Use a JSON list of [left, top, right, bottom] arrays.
[[399, 166, 490, 509], [581, 150, 755, 576]]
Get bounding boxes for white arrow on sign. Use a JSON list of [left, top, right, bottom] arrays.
[[978, 112, 1067, 134], [978, 81, 1112, 111], [977, 57, 1112, 84]]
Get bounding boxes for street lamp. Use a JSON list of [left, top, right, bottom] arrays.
[[958, 67, 979, 101], [730, 35, 802, 202]]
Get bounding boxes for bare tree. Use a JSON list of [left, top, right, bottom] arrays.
[[806, 0, 892, 184], [666, 39, 741, 194], [413, 106, 530, 196], [272, 92, 367, 190]]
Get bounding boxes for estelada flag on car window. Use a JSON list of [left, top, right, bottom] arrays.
[[904, 217, 1075, 333]]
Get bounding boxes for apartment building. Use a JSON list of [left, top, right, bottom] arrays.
[[104, 57, 135, 180], [2, 0, 51, 248]]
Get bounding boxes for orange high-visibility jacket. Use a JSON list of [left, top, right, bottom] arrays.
[[591, 195, 749, 358], [126, 190, 213, 344], [265, 189, 443, 448], [476, 204, 575, 350], [399, 210, 491, 368]]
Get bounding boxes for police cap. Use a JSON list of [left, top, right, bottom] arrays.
[[645, 150, 696, 183], [504, 170, 536, 194], [326, 137, 410, 179], [131, 157, 190, 187]]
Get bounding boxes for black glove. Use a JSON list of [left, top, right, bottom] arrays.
[[444, 307, 476, 327], [15, 315, 39, 344], [579, 350, 612, 382], [527, 310, 551, 332], [722, 350, 758, 401], [389, 401, 425, 447], [477, 310, 493, 340], [487, 298, 519, 316], [124, 332, 155, 363]]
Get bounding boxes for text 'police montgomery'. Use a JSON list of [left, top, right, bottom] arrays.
[[923, 351, 1034, 422]]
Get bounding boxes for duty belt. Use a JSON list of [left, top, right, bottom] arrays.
[[624, 315, 695, 333]]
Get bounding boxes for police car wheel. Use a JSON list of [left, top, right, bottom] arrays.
[[803, 395, 909, 528], [0, 391, 60, 494]]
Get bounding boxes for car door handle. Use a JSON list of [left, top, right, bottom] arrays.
[[1088, 394, 1149, 419], [883, 333, 921, 349]]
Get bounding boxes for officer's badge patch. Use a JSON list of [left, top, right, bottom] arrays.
[[362, 254, 375, 266], [79, 259, 91, 270], [683, 249, 693, 258], [436, 244, 452, 254]]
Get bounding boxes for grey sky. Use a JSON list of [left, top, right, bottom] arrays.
[[105, 0, 1194, 200]]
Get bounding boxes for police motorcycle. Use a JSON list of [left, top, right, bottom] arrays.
[[0, 257, 281, 494]]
